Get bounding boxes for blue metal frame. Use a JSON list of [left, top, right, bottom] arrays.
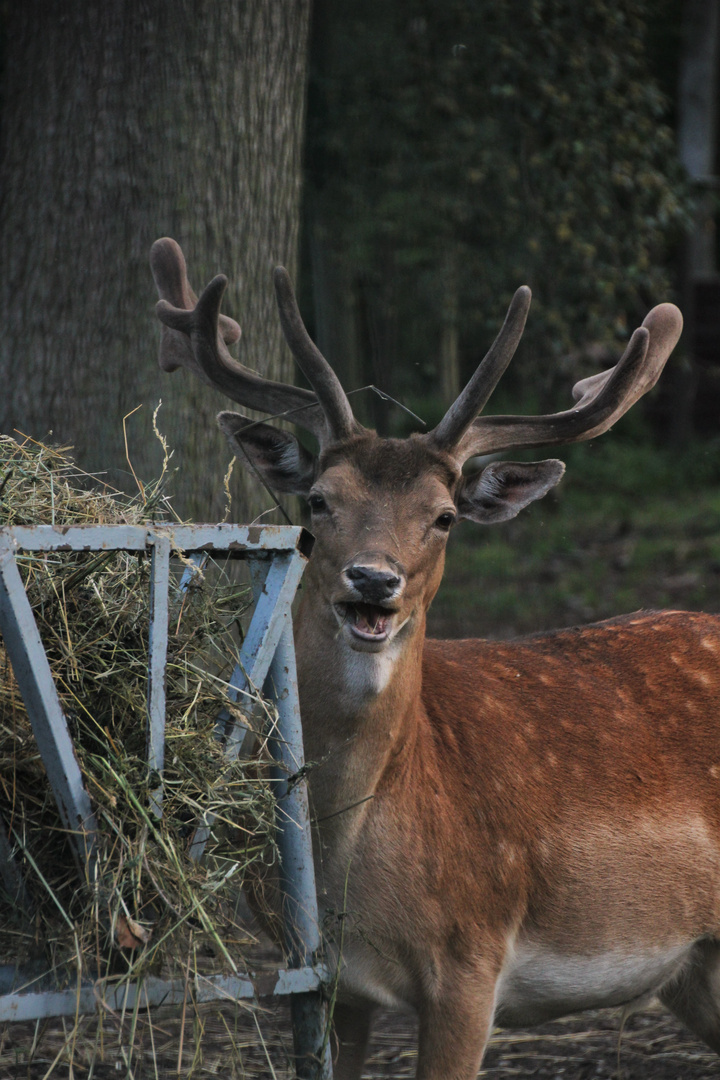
[[0, 523, 332, 1079], [0, 545, 98, 875]]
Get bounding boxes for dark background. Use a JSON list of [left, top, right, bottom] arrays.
[[1, 0, 719, 637]]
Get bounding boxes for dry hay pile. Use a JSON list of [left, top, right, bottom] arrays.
[[0, 433, 281, 1070]]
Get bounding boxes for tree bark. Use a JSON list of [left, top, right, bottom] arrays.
[[0, 0, 310, 522], [678, 0, 719, 276], [673, 0, 719, 439]]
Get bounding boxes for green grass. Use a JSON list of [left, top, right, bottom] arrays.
[[428, 434, 720, 640]]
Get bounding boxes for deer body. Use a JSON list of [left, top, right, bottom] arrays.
[[148, 239, 720, 1077], [301, 605, 720, 1021]]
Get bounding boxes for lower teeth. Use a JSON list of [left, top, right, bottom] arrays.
[[353, 607, 387, 634]]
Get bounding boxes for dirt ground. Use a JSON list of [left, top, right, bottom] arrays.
[[365, 1006, 720, 1079], [1, 1000, 718, 1078]]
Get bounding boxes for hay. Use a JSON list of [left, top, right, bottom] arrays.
[[0, 432, 280, 1046]]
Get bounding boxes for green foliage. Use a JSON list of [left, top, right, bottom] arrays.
[[307, 0, 690, 403], [429, 433, 720, 639]]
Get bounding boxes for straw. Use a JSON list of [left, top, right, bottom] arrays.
[[0, 433, 282, 1075]]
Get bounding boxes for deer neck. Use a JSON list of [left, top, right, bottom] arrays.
[[293, 585, 425, 823]]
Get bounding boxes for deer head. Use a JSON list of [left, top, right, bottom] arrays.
[[150, 238, 682, 662]]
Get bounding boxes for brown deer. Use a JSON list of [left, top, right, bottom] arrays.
[[150, 239, 720, 1080]]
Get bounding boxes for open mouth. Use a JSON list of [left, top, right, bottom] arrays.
[[338, 602, 394, 641]]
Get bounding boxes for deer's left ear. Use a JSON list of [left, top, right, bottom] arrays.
[[456, 460, 565, 524], [217, 411, 316, 495]]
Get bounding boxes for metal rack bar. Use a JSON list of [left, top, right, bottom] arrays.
[[0, 544, 97, 873], [247, 560, 332, 1078], [267, 622, 332, 1078], [0, 964, 329, 1023], [187, 549, 309, 860], [5, 523, 313, 556], [221, 549, 308, 757], [147, 534, 170, 817]]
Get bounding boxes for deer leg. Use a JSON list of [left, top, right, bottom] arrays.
[[331, 1003, 375, 1080], [659, 937, 720, 1054], [415, 980, 497, 1080]]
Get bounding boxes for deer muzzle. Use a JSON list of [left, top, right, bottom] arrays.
[[338, 552, 406, 642]]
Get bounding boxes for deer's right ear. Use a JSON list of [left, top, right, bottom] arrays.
[[217, 411, 316, 495]]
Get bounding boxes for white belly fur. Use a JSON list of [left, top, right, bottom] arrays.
[[495, 940, 693, 1027], [335, 934, 697, 1025]]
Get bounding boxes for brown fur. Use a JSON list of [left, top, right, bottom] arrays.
[[290, 439, 720, 1079]]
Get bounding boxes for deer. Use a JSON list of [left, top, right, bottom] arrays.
[[149, 237, 720, 1080]]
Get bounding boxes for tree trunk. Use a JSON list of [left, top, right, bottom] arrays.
[[674, 0, 720, 440], [678, 0, 719, 271], [0, 0, 310, 522]]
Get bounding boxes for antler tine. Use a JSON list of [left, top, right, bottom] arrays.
[[150, 239, 327, 439], [430, 286, 532, 452], [571, 303, 681, 411], [150, 238, 241, 372], [274, 267, 359, 444], [454, 302, 683, 460]]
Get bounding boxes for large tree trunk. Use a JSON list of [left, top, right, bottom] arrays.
[[673, 0, 720, 439], [678, 0, 720, 276], [0, 0, 310, 522]]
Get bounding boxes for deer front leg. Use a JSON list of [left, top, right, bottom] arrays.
[[416, 971, 498, 1080]]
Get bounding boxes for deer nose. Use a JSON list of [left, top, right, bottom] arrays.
[[343, 554, 405, 603]]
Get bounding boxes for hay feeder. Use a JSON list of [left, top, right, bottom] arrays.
[[0, 515, 333, 1079]]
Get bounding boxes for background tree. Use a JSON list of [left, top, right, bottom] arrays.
[[304, 0, 690, 431], [0, 0, 310, 521], [672, 0, 720, 437]]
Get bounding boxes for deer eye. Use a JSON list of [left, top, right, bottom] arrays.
[[434, 511, 455, 531], [308, 492, 328, 513]]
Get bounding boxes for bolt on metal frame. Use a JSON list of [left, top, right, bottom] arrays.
[[0, 522, 333, 1080]]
